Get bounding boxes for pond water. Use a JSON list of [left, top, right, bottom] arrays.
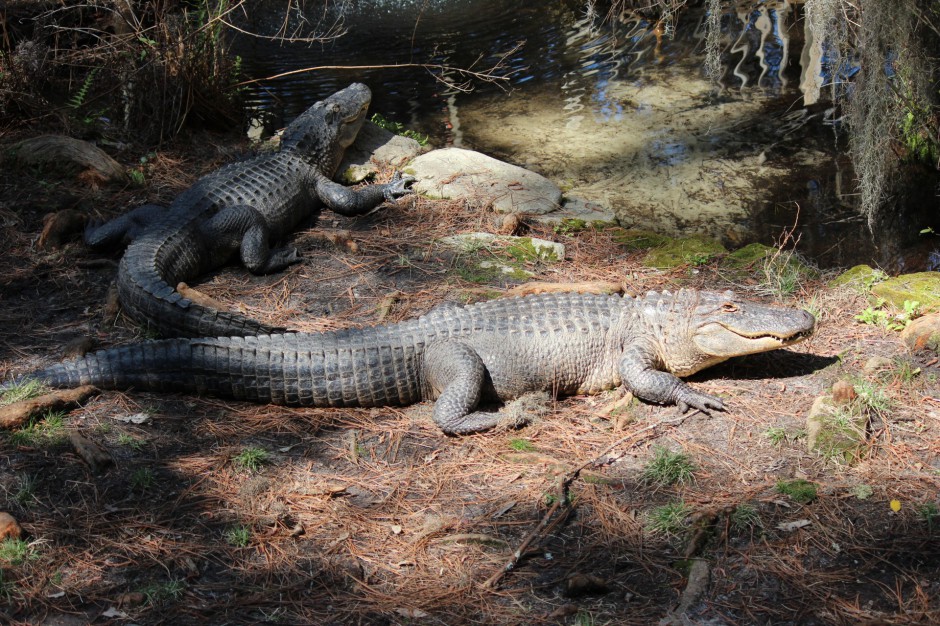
[[234, 0, 939, 271]]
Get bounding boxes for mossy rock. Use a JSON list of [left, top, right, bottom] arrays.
[[610, 228, 671, 251], [642, 236, 727, 269], [721, 243, 819, 277], [871, 272, 940, 311], [454, 259, 532, 284], [828, 264, 888, 293], [504, 237, 563, 263], [440, 233, 563, 263]]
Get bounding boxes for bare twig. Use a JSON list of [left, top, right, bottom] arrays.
[[234, 40, 524, 94], [483, 409, 698, 588]]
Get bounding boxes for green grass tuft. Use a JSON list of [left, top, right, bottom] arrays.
[[225, 524, 252, 547], [776, 479, 818, 504], [508, 438, 536, 452], [232, 446, 270, 473], [130, 467, 155, 492], [641, 447, 697, 486], [7, 411, 67, 447], [1, 379, 47, 406], [0, 538, 38, 566], [647, 501, 692, 536]]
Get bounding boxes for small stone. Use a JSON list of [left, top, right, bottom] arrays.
[[62, 336, 96, 359], [901, 313, 940, 353], [497, 212, 522, 235], [38, 210, 87, 249], [831, 380, 858, 405], [0, 511, 23, 540], [863, 356, 894, 373], [117, 591, 146, 607], [564, 573, 609, 597]]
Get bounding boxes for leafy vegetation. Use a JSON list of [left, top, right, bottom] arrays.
[[730, 503, 762, 532], [855, 299, 921, 331], [370, 113, 429, 146], [130, 467, 155, 492], [142, 579, 186, 605]]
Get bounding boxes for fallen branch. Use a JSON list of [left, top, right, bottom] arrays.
[[233, 40, 524, 94], [69, 431, 114, 474]]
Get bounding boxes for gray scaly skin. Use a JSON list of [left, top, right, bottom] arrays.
[[10, 290, 815, 435], [84, 83, 413, 338]]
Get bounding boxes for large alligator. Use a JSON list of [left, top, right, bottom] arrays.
[[9, 290, 815, 435], [85, 82, 413, 338]]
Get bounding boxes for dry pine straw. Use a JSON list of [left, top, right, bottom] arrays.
[[0, 176, 938, 624]]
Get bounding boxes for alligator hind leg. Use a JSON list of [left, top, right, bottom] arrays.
[[200, 204, 301, 274], [424, 341, 507, 435], [84, 203, 166, 250]]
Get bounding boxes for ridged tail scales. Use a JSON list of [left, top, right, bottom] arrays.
[[117, 226, 286, 338], [24, 333, 426, 408]]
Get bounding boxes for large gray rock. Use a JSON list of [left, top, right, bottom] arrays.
[[409, 147, 563, 214], [338, 122, 426, 183]]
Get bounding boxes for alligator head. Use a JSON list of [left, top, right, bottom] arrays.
[[279, 82, 372, 175], [646, 289, 816, 376]]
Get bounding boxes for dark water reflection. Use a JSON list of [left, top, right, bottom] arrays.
[[233, 0, 939, 271]]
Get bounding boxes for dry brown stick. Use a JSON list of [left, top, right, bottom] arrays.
[[69, 431, 114, 474], [482, 410, 698, 589]]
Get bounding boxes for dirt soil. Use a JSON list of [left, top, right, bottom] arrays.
[[1, 132, 939, 626]]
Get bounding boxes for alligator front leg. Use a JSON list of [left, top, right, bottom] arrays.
[[200, 205, 301, 274], [315, 171, 415, 217], [85, 203, 166, 250], [618, 350, 724, 414]]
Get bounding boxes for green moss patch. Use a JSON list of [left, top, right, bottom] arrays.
[[642, 236, 726, 269], [871, 272, 940, 311], [610, 228, 671, 251], [828, 264, 888, 293]]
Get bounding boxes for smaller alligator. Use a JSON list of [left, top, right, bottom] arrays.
[[8, 290, 815, 435], [85, 82, 413, 338]]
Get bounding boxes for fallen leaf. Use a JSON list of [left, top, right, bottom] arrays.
[[113, 412, 150, 424], [395, 608, 429, 618], [776, 519, 812, 532]]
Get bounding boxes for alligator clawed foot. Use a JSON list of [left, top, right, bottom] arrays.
[[263, 247, 302, 272], [384, 171, 417, 201], [676, 390, 724, 415]]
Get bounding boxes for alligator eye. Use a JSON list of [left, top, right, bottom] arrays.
[[721, 302, 738, 313]]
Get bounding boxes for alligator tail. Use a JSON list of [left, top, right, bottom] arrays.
[[13, 339, 200, 395], [118, 230, 286, 338]]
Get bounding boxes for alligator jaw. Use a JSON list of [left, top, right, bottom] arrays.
[[692, 310, 815, 359]]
